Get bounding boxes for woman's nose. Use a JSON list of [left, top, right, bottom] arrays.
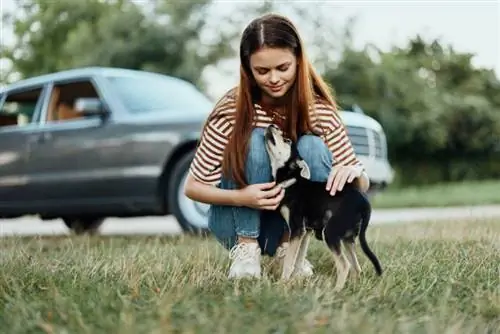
[[269, 71, 279, 84]]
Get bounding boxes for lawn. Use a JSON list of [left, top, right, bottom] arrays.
[[372, 179, 500, 209], [0, 219, 499, 333]]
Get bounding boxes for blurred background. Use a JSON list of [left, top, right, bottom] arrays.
[[2, 0, 499, 187], [0, 0, 499, 236]]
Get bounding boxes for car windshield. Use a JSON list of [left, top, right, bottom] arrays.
[[105, 73, 213, 115]]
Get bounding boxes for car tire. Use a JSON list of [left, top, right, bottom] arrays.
[[167, 151, 210, 236], [62, 216, 105, 235]]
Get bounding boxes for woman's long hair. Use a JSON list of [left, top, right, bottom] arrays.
[[218, 13, 339, 188]]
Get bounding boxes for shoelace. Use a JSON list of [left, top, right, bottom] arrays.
[[229, 243, 256, 261]]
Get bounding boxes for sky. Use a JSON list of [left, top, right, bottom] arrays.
[[0, 0, 498, 98]]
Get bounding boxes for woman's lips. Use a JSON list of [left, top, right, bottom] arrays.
[[269, 84, 284, 92]]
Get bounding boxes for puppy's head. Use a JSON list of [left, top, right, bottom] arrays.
[[264, 125, 311, 185]]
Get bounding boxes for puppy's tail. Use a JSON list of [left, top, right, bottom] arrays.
[[358, 195, 383, 276]]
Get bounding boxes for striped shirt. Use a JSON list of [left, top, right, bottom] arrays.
[[189, 89, 363, 186]]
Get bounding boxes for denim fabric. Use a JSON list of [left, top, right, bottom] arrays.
[[208, 128, 333, 256]]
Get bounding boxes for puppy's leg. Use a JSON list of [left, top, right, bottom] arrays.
[[332, 241, 351, 292], [281, 234, 304, 280], [291, 233, 311, 278], [323, 229, 350, 292], [342, 238, 362, 278]]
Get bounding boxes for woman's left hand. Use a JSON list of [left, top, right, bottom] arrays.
[[326, 165, 363, 196]]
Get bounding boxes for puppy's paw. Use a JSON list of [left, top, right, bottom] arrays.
[[350, 269, 362, 280], [280, 267, 295, 281]]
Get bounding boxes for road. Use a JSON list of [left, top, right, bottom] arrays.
[[1, 205, 500, 237]]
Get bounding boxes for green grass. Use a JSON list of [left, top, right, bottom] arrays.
[[1, 219, 499, 333], [372, 179, 500, 208]]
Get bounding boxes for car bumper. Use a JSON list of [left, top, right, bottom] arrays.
[[357, 156, 395, 187]]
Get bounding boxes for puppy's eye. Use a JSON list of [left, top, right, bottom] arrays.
[[284, 138, 291, 144]]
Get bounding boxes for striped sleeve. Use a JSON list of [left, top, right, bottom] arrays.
[[189, 93, 236, 186], [314, 101, 364, 169]]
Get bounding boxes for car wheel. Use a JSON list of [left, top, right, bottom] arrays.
[[62, 216, 105, 235], [167, 151, 210, 235]]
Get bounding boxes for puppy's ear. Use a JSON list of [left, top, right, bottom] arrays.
[[296, 159, 311, 179]]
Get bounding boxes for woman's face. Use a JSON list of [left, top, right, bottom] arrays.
[[249, 47, 298, 100]]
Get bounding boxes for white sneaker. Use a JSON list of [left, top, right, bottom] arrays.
[[228, 242, 261, 279], [276, 242, 314, 278]]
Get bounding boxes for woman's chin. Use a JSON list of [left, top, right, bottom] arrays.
[[265, 88, 287, 99]]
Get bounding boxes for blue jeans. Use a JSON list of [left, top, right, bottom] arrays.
[[208, 128, 333, 256]]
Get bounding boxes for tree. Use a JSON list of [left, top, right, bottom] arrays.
[[322, 34, 500, 183], [2, 0, 113, 79], [1, 0, 238, 89]]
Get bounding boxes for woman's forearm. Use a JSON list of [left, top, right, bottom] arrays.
[[184, 174, 242, 207]]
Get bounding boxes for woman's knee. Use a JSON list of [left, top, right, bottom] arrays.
[[246, 128, 272, 182], [296, 135, 332, 181], [248, 128, 269, 165]]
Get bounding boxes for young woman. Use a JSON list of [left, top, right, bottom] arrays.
[[184, 13, 369, 279]]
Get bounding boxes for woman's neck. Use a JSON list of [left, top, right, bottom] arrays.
[[260, 92, 290, 109]]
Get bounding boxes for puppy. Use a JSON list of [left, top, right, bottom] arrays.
[[264, 124, 382, 291]]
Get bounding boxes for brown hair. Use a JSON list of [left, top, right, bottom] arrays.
[[212, 13, 338, 188]]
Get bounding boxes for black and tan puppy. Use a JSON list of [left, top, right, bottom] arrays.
[[264, 124, 382, 290]]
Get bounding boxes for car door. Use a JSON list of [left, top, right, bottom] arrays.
[[0, 85, 47, 211], [22, 78, 126, 206]]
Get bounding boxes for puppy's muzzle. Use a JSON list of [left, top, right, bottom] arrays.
[[265, 124, 281, 146]]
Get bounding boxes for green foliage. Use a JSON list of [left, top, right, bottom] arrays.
[[322, 34, 500, 183], [2, 0, 499, 184], [1, 0, 120, 76], [1, 0, 237, 88], [372, 179, 500, 208]]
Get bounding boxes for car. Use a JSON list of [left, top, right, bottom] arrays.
[[340, 109, 395, 196], [0, 67, 394, 235]]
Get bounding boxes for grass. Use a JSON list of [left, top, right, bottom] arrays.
[[372, 179, 500, 209], [1, 219, 499, 333]]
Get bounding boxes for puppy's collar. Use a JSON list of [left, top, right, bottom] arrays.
[[278, 178, 297, 189]]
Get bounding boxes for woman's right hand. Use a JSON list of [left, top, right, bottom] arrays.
[[237, 181, 285, 210]]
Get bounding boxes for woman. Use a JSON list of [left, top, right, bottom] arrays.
[[184, 13, 370, 279]]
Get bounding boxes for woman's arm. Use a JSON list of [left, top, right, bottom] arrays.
[[184, 173, 242, 206], [185, 90, 239, 204], [316, 100, 371, 194], [184, 173, 285, 210]]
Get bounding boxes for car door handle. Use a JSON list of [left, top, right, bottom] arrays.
[[41, 132, 52, 141], [29, 132, 52, 144]]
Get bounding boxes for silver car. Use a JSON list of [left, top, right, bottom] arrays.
[[0, 67, 393, 235]]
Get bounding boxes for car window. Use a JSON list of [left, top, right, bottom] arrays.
[[104, 74, 213, 115], [44, 79, 101, 124], [0, 87, 44, 129]]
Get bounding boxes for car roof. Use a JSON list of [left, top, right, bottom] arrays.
[[339, 110, 383, 131], [0, 67, 177, 93]]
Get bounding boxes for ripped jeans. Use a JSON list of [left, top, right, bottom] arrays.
[[208, 128, 333, 256]]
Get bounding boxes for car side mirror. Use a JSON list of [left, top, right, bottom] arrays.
[[74, 98, 108, 117]]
